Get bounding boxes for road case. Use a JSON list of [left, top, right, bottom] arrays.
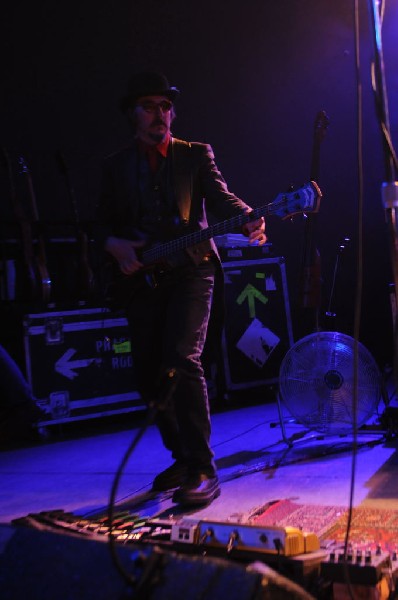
[[221, 255, 294, 391], [23, 307, 143, 425]]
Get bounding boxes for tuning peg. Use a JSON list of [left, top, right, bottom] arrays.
[[337, 237, 351, 253]]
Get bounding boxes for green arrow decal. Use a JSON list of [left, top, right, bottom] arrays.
[[236, 284, 268, 319]]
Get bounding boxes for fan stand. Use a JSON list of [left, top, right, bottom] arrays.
[[275, 390, 303, 447], [275, 384, 388, 449], [274, 390, 332, 448]]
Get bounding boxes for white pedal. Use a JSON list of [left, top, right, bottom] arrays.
[[171, 518, 200, 544]]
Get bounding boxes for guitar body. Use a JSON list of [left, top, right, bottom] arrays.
[[14, 219, 42, 302], [32, 223, 52, 302], [299, 259, 321, 308], [103, 249, 173, 310], [75, 230, 96, 300]]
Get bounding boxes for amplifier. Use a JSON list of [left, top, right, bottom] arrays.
[[215, 234, 273, 262], [220, 255, 293, 391]]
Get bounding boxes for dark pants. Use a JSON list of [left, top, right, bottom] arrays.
[[125, 259, 217, 477]]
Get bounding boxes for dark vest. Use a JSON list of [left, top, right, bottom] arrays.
[[137, 152, 176, 238], [137, 149, 192, 267]]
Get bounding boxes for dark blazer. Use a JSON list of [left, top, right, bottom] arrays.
[[97, 136, 252, 265]]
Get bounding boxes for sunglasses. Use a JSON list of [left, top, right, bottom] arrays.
[[136, 100, 173, 114]]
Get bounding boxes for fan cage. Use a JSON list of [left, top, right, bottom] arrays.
[[279, 331, 382, 434]]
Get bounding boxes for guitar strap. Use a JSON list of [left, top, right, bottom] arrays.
[[171, 137, 219, 266]]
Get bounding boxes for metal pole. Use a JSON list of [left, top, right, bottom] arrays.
[[367, 0, 398, 385]]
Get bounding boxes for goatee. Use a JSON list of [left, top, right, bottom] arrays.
[[148, 131, 166, 143]]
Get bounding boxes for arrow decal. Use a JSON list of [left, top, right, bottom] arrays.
[[55, 348, 101, 380], [236, 284, 268, 319]]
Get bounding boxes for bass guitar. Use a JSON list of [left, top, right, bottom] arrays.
[[298, 111, 329, 330], [2, 148, 38, 302], [56, 151, 96, 301], [108, 180, 322, 304], [19, 156, 52, 302]]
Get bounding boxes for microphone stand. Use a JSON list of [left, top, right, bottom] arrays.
[[367, 0, 398, 388]]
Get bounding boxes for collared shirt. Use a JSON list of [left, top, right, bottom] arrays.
[[137, 134, 170, 172]]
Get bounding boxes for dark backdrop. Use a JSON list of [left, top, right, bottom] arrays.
[[1, 0, 397, 369]]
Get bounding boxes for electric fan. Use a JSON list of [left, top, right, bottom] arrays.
[[279, 331, 382, 435]]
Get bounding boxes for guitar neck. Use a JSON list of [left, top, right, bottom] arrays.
[[143, 211, 255, 264], [298, 111, 329, 313], [56, 152, 96, 298]]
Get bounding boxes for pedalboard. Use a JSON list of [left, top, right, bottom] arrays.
[[13, 511, 398, 595]]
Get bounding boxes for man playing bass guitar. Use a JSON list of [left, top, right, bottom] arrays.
[[97, 71, 267, 507]]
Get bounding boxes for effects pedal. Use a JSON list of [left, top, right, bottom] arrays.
[[320, 546, 392, 586], [171, 518, 319, 556]]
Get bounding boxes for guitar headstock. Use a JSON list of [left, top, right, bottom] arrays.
[[271, 181, 322, 220], [18, 155, 29, 174], [55, 150, 69, 175], [314, 110, 330, 144]]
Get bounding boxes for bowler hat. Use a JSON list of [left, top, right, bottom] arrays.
[[120, 71, 180, 112]]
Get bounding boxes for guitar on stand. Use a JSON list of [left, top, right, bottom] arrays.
[[56, 152, 96, 302], [274, 112, 328, 443], [324, 236, 351, 331], [18, 156, 52, 303], [297, 110, 329, 336], [1, 148, 42, 303]]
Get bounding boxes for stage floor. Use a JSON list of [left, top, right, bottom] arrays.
[[2, 390, 398, 598], [1, 394, 397, 527]]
